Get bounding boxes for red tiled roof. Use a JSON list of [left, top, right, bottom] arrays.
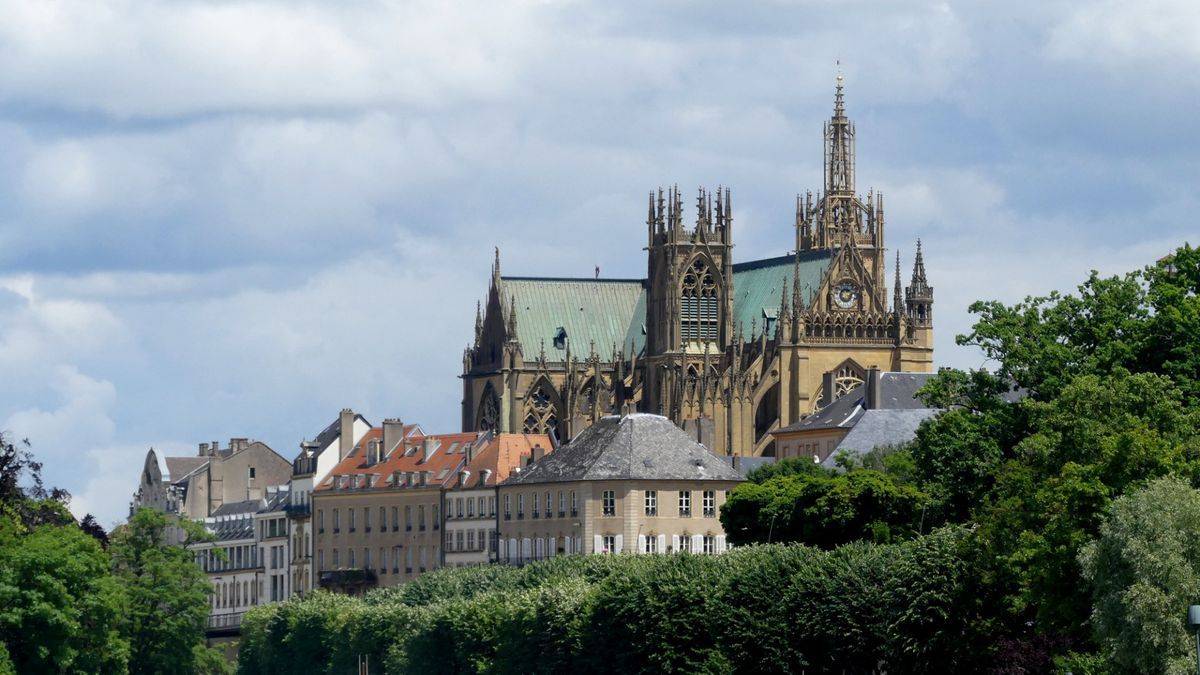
[[450, 433, 553, 489], [315, 425, 483, 492]]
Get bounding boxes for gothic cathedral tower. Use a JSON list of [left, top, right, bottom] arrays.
[[642, 185, 735, 421]]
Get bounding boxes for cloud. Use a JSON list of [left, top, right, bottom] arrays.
[[0, 0, 1195, 526]]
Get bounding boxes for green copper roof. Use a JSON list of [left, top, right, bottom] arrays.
[[730, 251, 833, 333], [502, 277, 646, 360], [501, 251, 831, 358]]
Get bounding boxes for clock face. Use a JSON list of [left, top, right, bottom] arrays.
[[834, 281, 859, 309]]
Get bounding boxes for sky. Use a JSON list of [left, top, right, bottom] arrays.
[[0, 0, 1196, 527]]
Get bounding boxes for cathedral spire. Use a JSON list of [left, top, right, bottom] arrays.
[[474, 300, 483, 345], [893, 251, 903, 314], [824, 72, 855, 195], [911, 238, 928, 286]]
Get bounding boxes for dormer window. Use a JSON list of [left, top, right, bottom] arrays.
[[552, 326, 568, 350]]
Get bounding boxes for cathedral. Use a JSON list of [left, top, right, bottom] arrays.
[[461, 78, 934, 456]]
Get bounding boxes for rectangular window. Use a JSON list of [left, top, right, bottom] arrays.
[[248, 466, 256, 479], [364, 507, 371, 532], [456, 531, 464, 552], [467, 497, 475, 517], [558, 491, 565, 516], [406, 547, 413, 573], [679, 491, 692, 517], [602, 490, 615, 517], [644, 490, 657, 516], [317, 509, 325, 533], [456, 497, 464, 518], [433, 505, 440, 530], [405, 505, 412, 531], [517, 494, 525, 519], [703, 535, 715, 554], [545, 491, 552, 518], [380, 547, 387, 573], [703, 490, 716, 517], [349, 548, 355, 568], [419, 505, 426, 531], [318, 549, 324, 570], [602, 535, 616, 554], [644, 535, 657, 554], [332, 548, 340, 568], [571, 491, 577, 516], [504, 494, 511, 520], [391, 506, 398, 531], [490, 497, 496, 516], [333, 509, 340, 533], [349, 508, 356, 532], [679, 536, 691, 554], [467, 530, 475, 551], [363, 548, 370, 569]]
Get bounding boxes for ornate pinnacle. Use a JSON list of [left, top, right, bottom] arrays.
[[893, 250, 903, 313], [474, 300, 483, 343], [834, 71, 845, 117], [912, 238, 928, 284], [506, 294, 518, 338]]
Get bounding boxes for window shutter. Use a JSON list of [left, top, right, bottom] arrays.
[[593, 534, 603, 553], [657, 534, 666, 553], [636, 534, 646, 554], [507, 538, 517, 562], [692, 534, 703, 552], [614, 534, 623, 553], [549, 537, 556, 557], [716, 535, 727, 553], [672, 534, 680, 552]]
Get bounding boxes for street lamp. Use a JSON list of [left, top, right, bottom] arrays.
[[1188, 605, 1200, 675]]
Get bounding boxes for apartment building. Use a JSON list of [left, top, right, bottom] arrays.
[[192, 500, 263, 632], [444, 432, 551, 567], [312, 420, 482, 592], [497, 413, 743, 561], [255, 488, 290, 603], [287, 408, 372, 597]]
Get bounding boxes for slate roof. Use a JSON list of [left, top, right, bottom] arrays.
[[499, 251, 833, 359], [209, 514, 256, 542], [822, 409, 939, 469], [212, 499, 266, 517], [503, 413, 744, 485], [165, 456, 207, 482], [776, 371, 938, 433]]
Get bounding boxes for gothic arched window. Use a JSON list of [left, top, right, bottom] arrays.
[[834, 363, 865, 399], [681, 258, 719, 342], [523, 381, 559, 435], [478, 384, 500, 431]]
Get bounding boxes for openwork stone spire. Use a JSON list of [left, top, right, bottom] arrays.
[[825, 72, 855, 195]]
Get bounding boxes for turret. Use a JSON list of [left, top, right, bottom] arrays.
[[905, 239, 933, 328]]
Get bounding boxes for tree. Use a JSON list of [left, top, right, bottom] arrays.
[[110, 508, 225, 675], [1080, 476, 1200, 674], [721, 467, 928, 549], [0, 517, 129, 673]]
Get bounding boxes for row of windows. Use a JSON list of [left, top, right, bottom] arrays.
[[317, 504, 441, 535], [259, 516, 287, 539], [502, 535, 584, 563], [211, 578, 257, 610], [446, 528, 494, 553], [503, 490, 579, 520], [318, 545, 438, 575], [625, 489, 718, 518], [197, 544, 257, 572], [448, 496, 497, 519]]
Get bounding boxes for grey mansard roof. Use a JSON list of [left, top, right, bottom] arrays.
[[776, 371, 937, 433], [503, 413, 744, 485], [821, 409, 939, 469]]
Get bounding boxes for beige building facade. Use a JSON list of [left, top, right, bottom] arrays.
[[498, 414, 743, 561], [462, 82, 934, 457]]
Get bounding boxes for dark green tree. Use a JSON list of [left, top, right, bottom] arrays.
[[110, 508, 226, 675]]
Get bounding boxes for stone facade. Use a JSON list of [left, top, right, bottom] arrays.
[[462, 80, 934, 456]]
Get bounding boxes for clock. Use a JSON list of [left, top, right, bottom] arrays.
[[833, 281, 859, 309]]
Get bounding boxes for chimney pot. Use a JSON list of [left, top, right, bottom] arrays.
[[865, 367, 882, 410], [480, 468, 493, 485], [531, 444, 545, 463], [198, 442, 209, 455], [382, 418, 404, 459]]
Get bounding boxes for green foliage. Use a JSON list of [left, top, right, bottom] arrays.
[[240, 529, 982, 674], [111, 508, 221, 675], [743, 456, 825, 483], [1080, 477, 1200, 674], [721, 466, 928, 548], [0, 517, 129, 673]]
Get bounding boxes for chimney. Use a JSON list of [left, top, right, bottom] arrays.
[[459, 470, 471, 487], [339, 409, 355, 460], [480, 468, 493, 486], [821, 371, 836, 408], [231, 438, 249, 454], [422, 437, 437, 463], [198, 442, 209, 456], [382, 419, 404, 459], [865, 367, 882, 410], [366, 440, 379, 466], [531, 444, 545, 463]]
